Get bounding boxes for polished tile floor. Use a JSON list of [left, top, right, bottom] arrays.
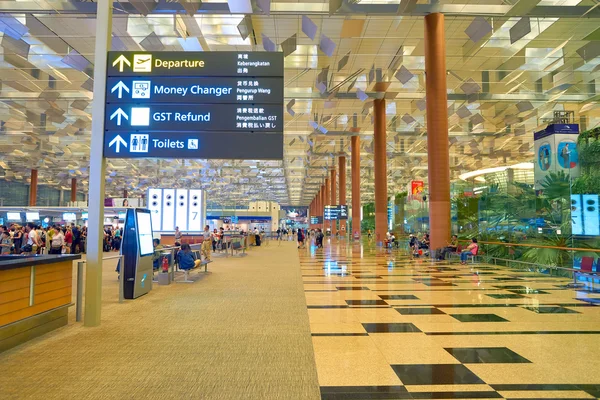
[[300, 238, 600, 400]]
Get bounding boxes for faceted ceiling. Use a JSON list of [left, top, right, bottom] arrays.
[[0, 0, 599, 206]]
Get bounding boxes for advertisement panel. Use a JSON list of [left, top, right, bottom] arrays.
[[534, 124, 579, 190]]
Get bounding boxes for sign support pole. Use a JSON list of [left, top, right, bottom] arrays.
[[84, 0, 112, 327]]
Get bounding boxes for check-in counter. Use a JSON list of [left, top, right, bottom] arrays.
[[0, 254, 81, 353], [160, 234, 206, 246]]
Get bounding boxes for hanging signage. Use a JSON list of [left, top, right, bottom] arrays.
[[411, 181, 424, 195], [533, 124, 580, 190], [104, 51, 284, 160], [106, 77, 283, 104], [104, 104, 282, 132], [310, 216, 323, 224], [324, 205, 348, 220], [107, 52, 284, 77], [103, 132, 282, 160]]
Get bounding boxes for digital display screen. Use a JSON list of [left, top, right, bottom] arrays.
[[7, 212, 21, 221], [82, 212, 89, 220], [26, 212, 40, 221], [310, 216, 323, 224], [118, 212, 126, 220], [63, 213, 77, 221], [137, 211, 154, 256]]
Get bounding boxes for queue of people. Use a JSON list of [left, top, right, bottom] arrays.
[[0, 223, 86, 255]]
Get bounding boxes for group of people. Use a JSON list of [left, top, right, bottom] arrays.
[[276, 227, 300, 241], [409, 233, 430, 256], [103, 226, 122, 252], [151, 238, 203, 272], [0, 223, 85, 255]]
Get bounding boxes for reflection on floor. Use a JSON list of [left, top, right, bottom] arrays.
[[300, 239, 600, 400]]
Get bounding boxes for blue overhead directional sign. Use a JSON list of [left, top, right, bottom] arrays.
[[107, 51, 283, 77], [106, 77, 283, 104], [104, 132, 283, 160], [105, 104, 282, 132], [103, 51, 284, 160]]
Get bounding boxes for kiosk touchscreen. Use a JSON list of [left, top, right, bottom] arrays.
[[120, 208, 154, 299]]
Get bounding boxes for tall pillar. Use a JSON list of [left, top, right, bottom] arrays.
[[425, 13, 451, 251], [324, 178, 330, 231], [85, 0, 112, 327], [29, 169, 38, 206], [311, 199, 316, 229], [374, 99, 387, 246], [330, 168, 337, 233], [316, 190, 321, 229], [70, 178, 77, 202], [320, 184, 326, 230], [339, 156, 347, 234], [351, 135, 361, 238]]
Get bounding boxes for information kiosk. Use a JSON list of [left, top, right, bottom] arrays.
[[120, 208, 154, 299]]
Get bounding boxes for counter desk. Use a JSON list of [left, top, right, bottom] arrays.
[[159, 234, 207, 246], [0, 254, 81, 353]]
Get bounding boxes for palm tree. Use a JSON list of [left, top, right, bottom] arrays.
[[539, 170, 572, 229], [394, 191, 407, 234]]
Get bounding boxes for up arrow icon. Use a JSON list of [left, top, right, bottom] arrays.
[[110, 108, 128, 126], [109, 135, 127, 153], [112, 55, 131, 72], [111, 81, 129, 99]]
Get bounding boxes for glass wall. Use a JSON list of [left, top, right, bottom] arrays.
[[0, 180, 30, 206]]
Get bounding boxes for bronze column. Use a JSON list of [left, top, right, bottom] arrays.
[[339, 156, 347, 235], [425, 13, 451, 251], [71, 178, 77, 202], [29, 169, 38, 206], [330, 169, 337, 233], [320, 184, 326, 230], [324, 178, 330, 231], [351, 135, 361, 238], [374, 99, 387, 246]]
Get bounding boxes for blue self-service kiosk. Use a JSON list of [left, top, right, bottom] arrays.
[[120, 208, 154, 299]]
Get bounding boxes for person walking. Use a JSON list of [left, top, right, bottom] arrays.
[[49, 226, 65, 254], [64, 227, 73, 254], [71, 224, 81, 254], [0, 231, 12, 255], [201, 225, 212, 261], [297, 228, 305, 249], [12, 226, 23, 254], [174, 226, 183, 246]]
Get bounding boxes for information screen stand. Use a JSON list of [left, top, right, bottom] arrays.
[[120, 208, 154, 299]]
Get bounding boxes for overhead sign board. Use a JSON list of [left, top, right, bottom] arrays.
[[104, 104, 282, 132], [106, 77, 283, 104], [103, 51, 284, 160], [104, 132, 283, 160], [107, 52, 284, 77], [324, 205, 348, 220], [310, 216, 323, 224]]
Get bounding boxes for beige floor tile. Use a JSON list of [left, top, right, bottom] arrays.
[[349, 307, 410, 323], [468, 363, 600, 384], [370, 333, 460, 364], [308, 308, 358, 323], [310, 322, 367, 334], [312, 336, 403, 386]]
